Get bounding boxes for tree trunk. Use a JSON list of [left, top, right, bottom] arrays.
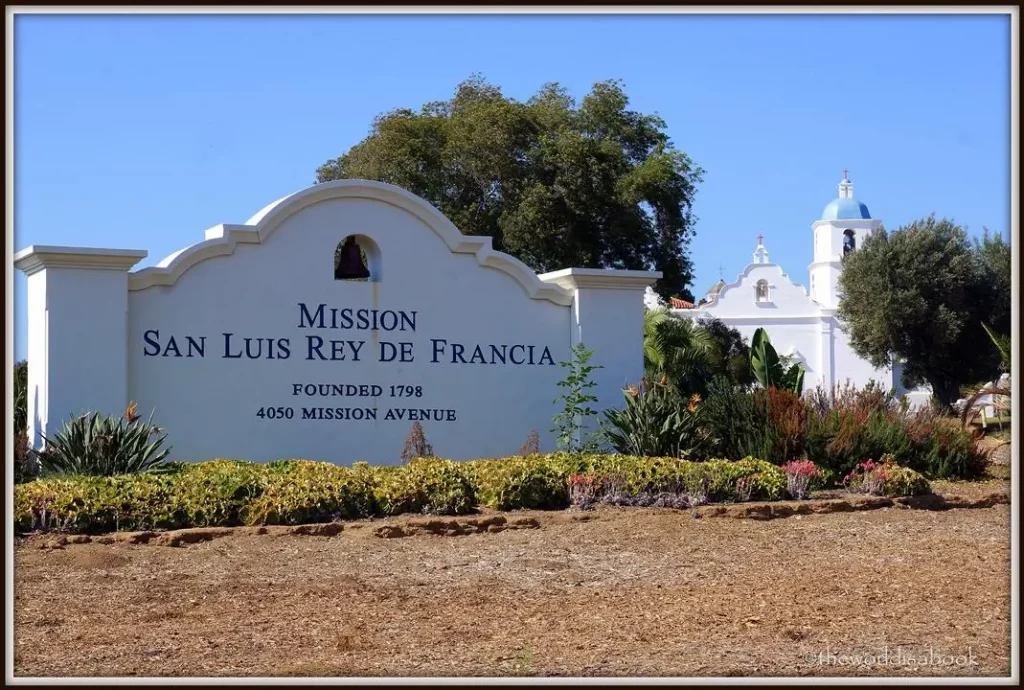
[[926, 376, 962, 411]]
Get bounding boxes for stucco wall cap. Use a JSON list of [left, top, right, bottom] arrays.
[[14, 245, 148, 276], [538, 268, 662, 292], [126, 179, 576, 306]]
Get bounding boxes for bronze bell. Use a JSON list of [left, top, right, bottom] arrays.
[[335, 237, 370, 280]]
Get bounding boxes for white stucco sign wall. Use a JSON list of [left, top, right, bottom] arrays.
[[15, 181, 659, 464]]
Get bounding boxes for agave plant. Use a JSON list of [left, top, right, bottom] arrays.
[[750, 328, 805, 396], [38, 402, 172, 477]]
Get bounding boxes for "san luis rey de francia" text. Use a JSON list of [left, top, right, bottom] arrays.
[[141, 301, 556, 366]]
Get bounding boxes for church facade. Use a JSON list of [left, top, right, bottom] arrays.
[[651, 173, 931, 407]]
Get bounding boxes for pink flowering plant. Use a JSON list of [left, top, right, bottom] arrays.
[[842, 454, 931, 497], [735, 476, 755, 502], [843, 460, 887, 495], [781, 459, 821, 500]]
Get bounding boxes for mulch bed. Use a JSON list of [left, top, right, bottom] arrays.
[[13, 480, 1012, 678]]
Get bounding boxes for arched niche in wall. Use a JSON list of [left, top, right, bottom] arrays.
[[334, 234, 382, 282], [754, 278, 771, 303]]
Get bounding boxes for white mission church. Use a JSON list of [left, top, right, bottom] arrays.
[[645, 172, 931, 407]]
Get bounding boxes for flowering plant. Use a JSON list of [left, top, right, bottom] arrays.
[[567, 473, 599, 509], [782, 459, 820, 477], [37, 403, 171, 477], [841, 454, 929, 497], [735, 476, 754, 502], [603, 379, 710, 458], [781, 459, 820, 499], [842, 458, 889, 495]]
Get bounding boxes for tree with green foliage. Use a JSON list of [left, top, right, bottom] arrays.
[[643, 309, 714, 393], [980, 322, 1011, 374], [317, 75, 704, 300], [837, 215, 1008, 408], [643, 310, 754, 396], [974, 227, 1012, 331], [974, 228, 1012, 372], [697, 316, 756, 389]]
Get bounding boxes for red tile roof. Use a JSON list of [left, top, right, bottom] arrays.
[[670, 297, 695, 309]]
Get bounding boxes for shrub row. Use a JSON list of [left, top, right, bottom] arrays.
[[14, 454, 930, 534], [15, 458, 462, 534], [697, 381, 988, 480], [469, 455, 790, 510]]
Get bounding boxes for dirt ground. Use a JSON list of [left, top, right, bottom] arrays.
[[14, 482, 1013, 678]]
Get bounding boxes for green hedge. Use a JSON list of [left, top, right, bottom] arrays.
[[14, 454, 930, 534]]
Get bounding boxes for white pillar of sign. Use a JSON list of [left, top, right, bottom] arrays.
[[539, 268, 660, 436], [14, 245, 148, 448]]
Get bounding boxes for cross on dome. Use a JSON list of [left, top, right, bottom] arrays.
[[757, 233, 764, 245], [823, 170, 871, 220], [837, 173, 856, 200]]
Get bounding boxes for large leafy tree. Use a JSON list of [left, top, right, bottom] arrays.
[[317, 75, 704, 300], [837, 215, 1007, 407], [973, 228, 1012, 335]]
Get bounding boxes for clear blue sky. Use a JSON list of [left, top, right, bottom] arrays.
[[12, 12, 1011, 360]]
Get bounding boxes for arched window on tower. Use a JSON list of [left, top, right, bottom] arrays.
[[843, 229, 856, 256], [755, 279, 770, 303]]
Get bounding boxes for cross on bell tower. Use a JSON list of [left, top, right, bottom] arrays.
[[838, 170, 855, 199]]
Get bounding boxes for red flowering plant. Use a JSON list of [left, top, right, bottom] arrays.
[[567, 473, 599, 509], [781, 459, 821, 500]]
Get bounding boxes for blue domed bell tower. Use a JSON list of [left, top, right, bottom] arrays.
[[808, 170, 882, 308]]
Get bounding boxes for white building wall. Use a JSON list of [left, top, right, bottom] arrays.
[[24, 271, 47, 448], [808, 218, 880, 309], [123, 196, 574, 463], [828, 317, 895, 392], [705, 319, 825, 391]]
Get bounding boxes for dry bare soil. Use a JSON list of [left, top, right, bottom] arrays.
[[14, 481, 1012, 678]]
